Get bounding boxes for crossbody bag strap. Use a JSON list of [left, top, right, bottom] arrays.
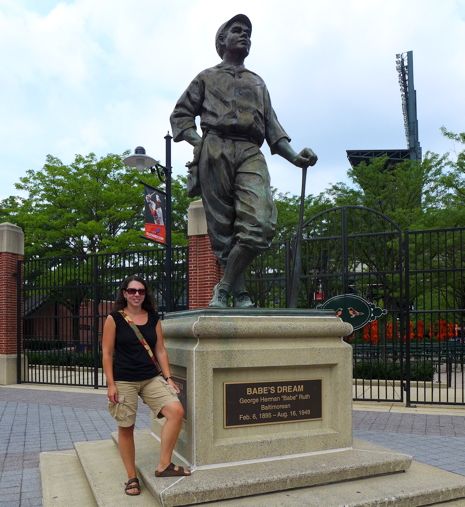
[[119, 310, 161, 373]]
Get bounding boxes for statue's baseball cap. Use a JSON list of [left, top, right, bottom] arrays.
[[215, 14, 252, 58]]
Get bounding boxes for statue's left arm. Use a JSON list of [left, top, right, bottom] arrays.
[[273, 139, 318, 169]]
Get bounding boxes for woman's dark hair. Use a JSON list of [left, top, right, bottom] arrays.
[[114, 275, 157, 313]]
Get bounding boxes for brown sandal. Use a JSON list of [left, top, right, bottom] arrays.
[[155, 463, 191, 477], [124, 477, 141, 496]]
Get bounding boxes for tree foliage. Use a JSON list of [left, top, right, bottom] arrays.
[[0, 152, 195, 258], [324, 128, 465, 231], [325, 155, 446, 230], [424, 127, 465, 228]]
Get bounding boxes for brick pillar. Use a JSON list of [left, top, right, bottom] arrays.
[[0, 223, 24, 384], [187, 200, 222, 309]]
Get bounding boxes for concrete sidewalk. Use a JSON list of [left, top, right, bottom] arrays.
[[2, 385, 465, 507]]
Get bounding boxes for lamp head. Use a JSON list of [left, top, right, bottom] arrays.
[[123, 146, 159, 171]]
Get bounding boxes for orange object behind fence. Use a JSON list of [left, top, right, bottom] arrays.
[[362, 320, 379, 344], [362, 320, 458, 343]]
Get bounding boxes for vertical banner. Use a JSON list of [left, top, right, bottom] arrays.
[[143, 184, 166, 244]]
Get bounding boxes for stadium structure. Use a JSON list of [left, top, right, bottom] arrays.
[[346, 51, 422, 168]]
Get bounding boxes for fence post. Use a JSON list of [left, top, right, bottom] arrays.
[[403, 232, 411, 406], [92, 255, 100, 389], [0, 223, 24, 384], [446, 355, 453, 388], [187, 200, 222, 309]]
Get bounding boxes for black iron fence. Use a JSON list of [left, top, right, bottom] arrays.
[[247, 208, 465, 406], [17, 207, 465, 405], [18, 246, 187, 387], [405, 228, 465, 405], [247, 241, 290, 309]]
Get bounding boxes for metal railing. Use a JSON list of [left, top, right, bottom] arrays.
[[18, 247, 188, 387]]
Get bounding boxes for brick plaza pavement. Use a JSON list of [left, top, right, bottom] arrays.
[[2, 385, 465, 506], [0, 386, 152, 507], [353, 407, 465, 476]]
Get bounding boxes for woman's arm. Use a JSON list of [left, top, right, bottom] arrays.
[[154, 320, 180, 393], [102, 315, 118, 402]]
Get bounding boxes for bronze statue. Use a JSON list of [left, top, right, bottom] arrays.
[[170, 14, 317, 308]]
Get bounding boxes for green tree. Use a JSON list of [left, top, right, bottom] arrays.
[[0, 152, 197, 341], [425, 128, 465, 228], [414, 129, 465, 313], [0, 152, 196, 257], [1, 153, 156, 257], [273, 189, 333, 241], [327, 154, 446, 230]]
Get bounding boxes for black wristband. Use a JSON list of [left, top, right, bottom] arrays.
[[164, 375, 172, 381]]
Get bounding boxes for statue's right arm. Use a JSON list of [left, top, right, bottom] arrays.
[[170, 73, 205, 145], [180, 127, 202, 147]]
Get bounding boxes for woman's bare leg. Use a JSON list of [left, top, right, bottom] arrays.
[[118, 425, 140, 492], [156, 401, 189, 473]]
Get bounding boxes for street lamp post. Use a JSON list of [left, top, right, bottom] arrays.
[[123, 133, 173, 312], [164, 133, 173, 313]]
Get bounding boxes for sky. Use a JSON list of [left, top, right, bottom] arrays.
[[1, 0, 464, 202]]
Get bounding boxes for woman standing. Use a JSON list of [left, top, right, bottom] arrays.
[[102, 275, 190, 497]]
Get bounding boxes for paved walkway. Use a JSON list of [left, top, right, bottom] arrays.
[[2, 386, 465, 507]]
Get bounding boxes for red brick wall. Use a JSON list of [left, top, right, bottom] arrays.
[[23, 300, 112, 344], [0, 251, 23, 355], [188, 234, 222, 309]]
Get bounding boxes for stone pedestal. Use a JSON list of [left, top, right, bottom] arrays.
[[153, 309, 353, 467]]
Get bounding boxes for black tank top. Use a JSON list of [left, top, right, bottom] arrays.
[[111, 310, 160, 381]]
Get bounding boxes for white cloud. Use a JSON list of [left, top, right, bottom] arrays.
[[0, 0, 464, 203]]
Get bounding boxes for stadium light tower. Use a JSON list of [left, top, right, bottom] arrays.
[[396, 51, 422, 161], [347, 50, 422, 168]]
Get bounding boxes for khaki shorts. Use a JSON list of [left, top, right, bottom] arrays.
[[108, 375, 180, 427]]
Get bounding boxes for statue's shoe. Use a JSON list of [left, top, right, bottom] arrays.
[[233, 291, 254, 309], [208, 283, 230, 308]]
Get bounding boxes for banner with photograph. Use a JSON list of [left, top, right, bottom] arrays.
[[143, 184, 166, 244]]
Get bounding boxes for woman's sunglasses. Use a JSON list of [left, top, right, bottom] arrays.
[[125, 288, 146, 295]]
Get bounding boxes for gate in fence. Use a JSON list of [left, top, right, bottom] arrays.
[[18, 247, 187, 388], [291, 206, 407, 404]]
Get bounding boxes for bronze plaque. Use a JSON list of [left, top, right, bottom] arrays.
[[224, 379, 322, 428], [172, 376, 187, 417]]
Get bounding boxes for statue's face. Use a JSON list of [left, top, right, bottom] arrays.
[[222, 21, 251, 57]]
